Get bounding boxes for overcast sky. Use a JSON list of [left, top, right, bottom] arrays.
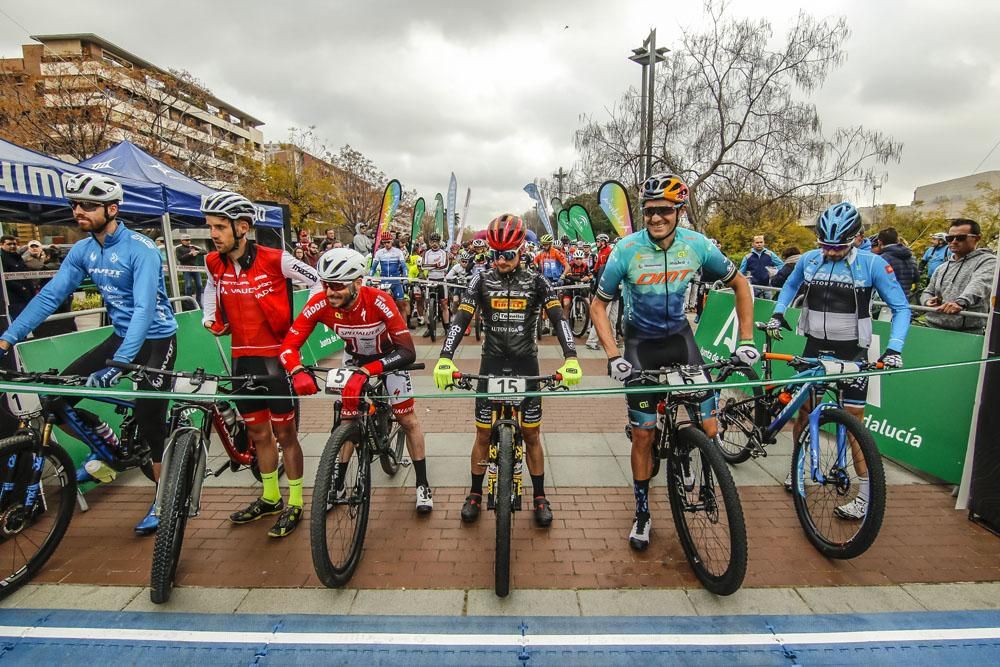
[[1, 0, 998, 228]]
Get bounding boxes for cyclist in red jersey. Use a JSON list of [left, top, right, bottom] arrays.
[[280, 248, 433, 512], [200, 191, 320, 537]]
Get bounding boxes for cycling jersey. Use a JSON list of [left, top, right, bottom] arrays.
[[442, 266, 576, 360], [596, 228, 737, 339], [281, 286, 416, 374], [533, 248, 568, 282], [422, 248, 449, 281], [1, 222, 177, 363], [203, 242, 319, 358], [370, 246, 408, 278], [567, 260, 591, 280], [774, 247, 911, 351]]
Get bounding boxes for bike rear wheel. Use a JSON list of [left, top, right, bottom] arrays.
[[494, 425, 514, 598], [570, 297, 590, 337], [667, 427, 748, 595], [791, 407, 886, 559], [714, 365, 764, 464], [150, 431, 202, 604], [311, 421, 371, 587], [0, 434, 76, 602]]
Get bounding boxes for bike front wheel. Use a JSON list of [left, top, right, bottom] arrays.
[[791, 407, 886, 559], [714, 365, 764, 464], [494, 425, 514, 598], [150, 430, 203, 604], [0, 434, 76, 602], [311, 420, 371, 587], [427, 296, 438, 343], [667, 427, 748, 595], [570, 297, 590, 337]]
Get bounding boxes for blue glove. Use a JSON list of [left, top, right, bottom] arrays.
[[86, 366, 123, 389]]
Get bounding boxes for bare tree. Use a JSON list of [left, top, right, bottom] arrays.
[[574, 0, 902, 230], [330, 144, 386, 230]]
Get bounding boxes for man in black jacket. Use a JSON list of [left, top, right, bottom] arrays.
[[1, 235, 35, 322], [876, 228, 917, 296]]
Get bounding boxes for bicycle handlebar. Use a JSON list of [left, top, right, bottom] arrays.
[[0, 367, 86, 386], [106, 360, 278, 384], [306, 363, 426, 374], [449, 372, 566, 392]]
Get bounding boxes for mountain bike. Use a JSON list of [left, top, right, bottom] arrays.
[[424, 283, 443, 343], [628, 363, 749, 595], [310, 363, 424, 588], [451, 370, 565, 597], [106, 361, 280, 604], [711, 326, 887, 559], [561, 281, 591, 338]]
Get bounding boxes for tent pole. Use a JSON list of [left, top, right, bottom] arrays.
[[161, 213, 182, 305]]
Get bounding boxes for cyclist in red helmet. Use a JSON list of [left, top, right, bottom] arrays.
[[433, 214, 583, 528]]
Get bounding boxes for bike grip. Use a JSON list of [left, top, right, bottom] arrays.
[[554, 372, 563, 382], [763, 353, 794, 361], [106, 359, 142, 371], [407, 363, 426, 371], [452, 371, 462, 379], [875, 362, 884, 369], [754, 322, 768, 330]]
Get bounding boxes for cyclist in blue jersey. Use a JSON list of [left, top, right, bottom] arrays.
[[370, 230, 410, 321], [764, 201, 910, 520], [590, 173, 758, 551], [0, 174, 178, 535]]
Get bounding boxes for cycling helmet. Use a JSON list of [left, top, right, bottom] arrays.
[[596, 233, 609, 243], [458, 250, 473, 263], [930, 232, 947, 241], [487, 214, 525, 251], [317, 248, 367, 282], [429, 233, 441, 242], [63, 173, 123, 203], [640, 173, 688, 205], [200, 191, 256, 221], [816, 201, 863, 245], [471, 238, 487, 250], [540, 234, 553, 245], [573, 250, 586, 260], [379, 231, 393, 243], [560, 235, 570, 244]]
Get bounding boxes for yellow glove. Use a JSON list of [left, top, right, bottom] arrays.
[[433, 357, 458, 391], [557, 358, 583, 387]]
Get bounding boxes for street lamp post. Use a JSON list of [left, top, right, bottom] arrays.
[[629, 30, 669, 181]]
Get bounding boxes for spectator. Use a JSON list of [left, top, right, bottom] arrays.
[[352, 223, 373, 255], [876, 227, 918, 295], [307, 242, 321, 267], [320, 229, 340, 252], [770, 246, 802, 289], [920, 232, 951, 279], [738, 235, 783, 297], [920, 219, 997, 334], [175, 233, 205, 304], [0, 235, 35, 320], [155, 238, 168, 263], [292, 247, 306, 262], [21, 240, 45, 271], [856, 233, 874, 252]]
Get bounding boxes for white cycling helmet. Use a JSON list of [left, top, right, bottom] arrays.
[[200, 191, 256, 221], [63, 173, 123, 203], [317, 247, 367, 282], [573, 250, 586, 260]]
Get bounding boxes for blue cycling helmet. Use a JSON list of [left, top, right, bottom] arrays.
[[816, 201, 862, 245]]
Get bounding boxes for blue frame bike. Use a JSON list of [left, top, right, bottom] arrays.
[[712, 328, 886, 559]]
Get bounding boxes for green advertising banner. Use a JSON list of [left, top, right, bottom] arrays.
[[557, 209, 571, 239], [693, 290, 981, 483], [568, 204, 596, 243]]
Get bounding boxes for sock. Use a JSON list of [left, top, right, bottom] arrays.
[[412, 459, 429, 488], [287, 478, 304, 508], [531, 473, 545, 498], [634, 479, 650, 516], [857, 477, 869, 503], [471, 472, 485, 496], [261, 470, 281, 504]]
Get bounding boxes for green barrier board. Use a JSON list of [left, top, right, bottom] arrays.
[[694, 290, 982, 483]]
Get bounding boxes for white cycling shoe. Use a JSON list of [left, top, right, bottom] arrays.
[[629, 513, 651, 551], [416, 485, 434, 513], [834, 497, 868, 520]]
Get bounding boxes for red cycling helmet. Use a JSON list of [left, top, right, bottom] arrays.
[[379, 231, 393, 243], [487, 214, 525, 251]]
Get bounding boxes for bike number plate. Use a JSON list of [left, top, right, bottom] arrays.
[[5, 392, 41, 418], [325, 368, 354, 392], [820, 360, 862, 375], [174, 377, 219, 395], [488, 378, 526, 396]]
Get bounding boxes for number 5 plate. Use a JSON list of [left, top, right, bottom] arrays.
[[325, 368, 354, 392], [488, 378, 526, 394], [6, 392, 42, 418]]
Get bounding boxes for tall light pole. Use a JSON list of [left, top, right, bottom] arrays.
[[629, 30, 669, 181], [552, 167, 569, 201]]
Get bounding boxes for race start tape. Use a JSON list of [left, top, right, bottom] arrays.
[[0, 356, 996, 403]]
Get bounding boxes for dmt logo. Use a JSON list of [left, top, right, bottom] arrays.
[[490, 298, 527, 310], [636, 269, 692, 285]]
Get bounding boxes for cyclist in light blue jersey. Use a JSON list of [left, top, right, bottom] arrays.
[[590, 173, 758, 551], [764, 201, 910, 520], [370, 230, 410, 320], [0, 174, 178, 535]]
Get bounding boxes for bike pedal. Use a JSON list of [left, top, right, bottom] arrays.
[[400, 457, 412, 467]]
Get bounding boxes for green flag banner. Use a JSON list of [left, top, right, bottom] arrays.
[[409, 197, 425, 253], [433, 193, 445, 238], [568, 204, 595, 243], [557, 209, 571, 239]]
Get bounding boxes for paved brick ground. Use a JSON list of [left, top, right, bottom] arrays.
[[36, 483, 1000, 591]]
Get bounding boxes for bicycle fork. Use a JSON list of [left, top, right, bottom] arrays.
[[154, 428, 210, 519], [486, 422, 524, 512], [798, 402, 849, 494]]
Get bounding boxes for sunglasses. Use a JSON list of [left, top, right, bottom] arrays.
[[643, 203, 683, 218], [818, 242, 852, 251], [491, 249, 518, 262], [322, 280, 351, 291], [945, 234, 978, 243], [70, 200, 102, 212]]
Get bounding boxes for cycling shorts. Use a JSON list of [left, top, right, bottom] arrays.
[[622, 325, 715, 429], [475, 356, 541, 428], [801, 336, 870, 407], [232, 355, 295, 424], [384, 281, 405, 301], [344, 353, 414, 415]]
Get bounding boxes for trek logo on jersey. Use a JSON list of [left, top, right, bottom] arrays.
[[490, 297, 527, 310], [635, 269, 693, 285]]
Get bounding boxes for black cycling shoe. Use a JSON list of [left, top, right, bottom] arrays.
[[230, 497, 284, 524], [461, 493, 482, 523], [533, 496, 553, 527], [267, 505, 303, 538]]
